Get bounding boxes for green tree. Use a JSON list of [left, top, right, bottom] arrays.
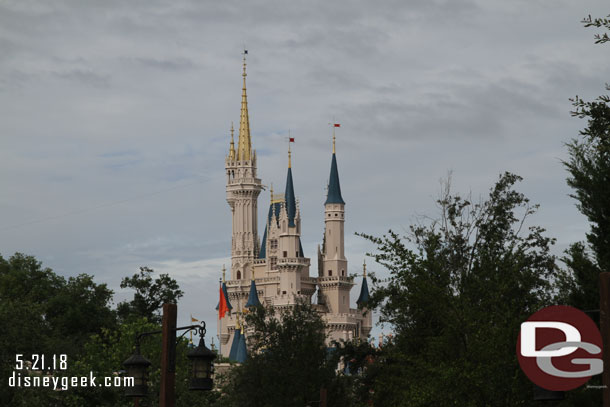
[[220, 303, 352, 407], [559, 13, 610, 304], [358, 172, 557, 406], [0, 253, 116, 406], [550, 14, 610, 407], [117, 267, 184, 323]]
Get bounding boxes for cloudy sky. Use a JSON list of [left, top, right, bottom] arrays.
[[1, 0, 609, 344]]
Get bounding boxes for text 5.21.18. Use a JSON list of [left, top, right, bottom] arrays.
[[15, 354, 67, 371]]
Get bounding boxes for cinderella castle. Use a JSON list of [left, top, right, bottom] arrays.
[[217, 54, 372, 360]]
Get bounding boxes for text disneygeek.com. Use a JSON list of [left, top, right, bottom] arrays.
[[8, 354, 134, 391]]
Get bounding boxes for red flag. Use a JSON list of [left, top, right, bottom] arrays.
[[334, 123, 341, 127], [218, 286, 230, 319], [289, 137, 295, 142]]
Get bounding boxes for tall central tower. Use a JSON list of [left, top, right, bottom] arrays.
[[225, 54, 263, 281]]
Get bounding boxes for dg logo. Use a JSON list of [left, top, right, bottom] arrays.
[[517, 305, 603, 391]]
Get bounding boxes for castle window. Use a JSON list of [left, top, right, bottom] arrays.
[[335, 213, 338, 217], [341, 269, 345, 276], [328, 270, 332, 277], [270, 239, 278, 250], [283, 251, 287, 258], [270, 257, 277, 270], [237, 271, 241, 280]]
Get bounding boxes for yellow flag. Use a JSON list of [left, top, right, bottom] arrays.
[[191, 315, 199, 322]]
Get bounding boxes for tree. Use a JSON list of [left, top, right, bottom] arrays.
[[220, 303, 352, 407], [117, 266, 184, 323], [357, 172, 557, 406], [0, 252, 116, 406]]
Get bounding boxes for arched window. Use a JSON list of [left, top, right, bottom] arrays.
[[328, 270, 332, 277], [237, 270, 241, 280]]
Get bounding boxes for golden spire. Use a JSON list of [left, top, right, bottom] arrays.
[[332, 127, 336, 154], [222, 264, 226, 282], [229, 122, 235, 160], [237, 51, 251, 161], [363, 259, 367, 278]]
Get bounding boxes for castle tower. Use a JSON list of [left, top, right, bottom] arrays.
[[225, 53, 263, 281], [318, 133, 352, 314], [275, 145, 311, 303]]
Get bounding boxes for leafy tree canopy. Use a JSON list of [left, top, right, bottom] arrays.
[[220, 303, 352, 407], [357, 172, 557, 406], [117, 266, 184, 324]]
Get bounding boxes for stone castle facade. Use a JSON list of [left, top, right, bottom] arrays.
[[217, 55, 372, 359]]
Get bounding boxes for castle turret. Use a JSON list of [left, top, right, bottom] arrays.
[[357, 260, 373, 337], [225, 52, 263, 281], [277, 145, 308, 300], [319, 134, 352, 314]]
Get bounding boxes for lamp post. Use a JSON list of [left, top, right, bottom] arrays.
[[122, 304, 216, 407]]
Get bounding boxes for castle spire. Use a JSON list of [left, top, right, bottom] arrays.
[[325, 135, 345, 205], [285, 148, 297, 227], [288, 136, 292, 169], [229, 122, 235, 161], [237, 51, 251, 161], [357, 260, 370, 308]]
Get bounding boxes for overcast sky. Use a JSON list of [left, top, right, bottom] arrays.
[[1, 0, 609, 345]]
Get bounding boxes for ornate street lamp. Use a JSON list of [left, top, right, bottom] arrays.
[[123, 349, 151, 398], [187, 337, 216, 391], [123, 314, 215, 400]]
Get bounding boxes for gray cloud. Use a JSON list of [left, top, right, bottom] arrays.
[[1, 0, 607, 342]]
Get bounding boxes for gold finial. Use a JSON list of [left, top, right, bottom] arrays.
[[270, 183, 274, 202], [288, 131, 292, 169], [363, 259, 367, 278], [242, 51, 247, 78], [332, 128, 336, 154], [222, 264, 226, 282], [235, 313, 241, 329], [237, 50, 251, 161]]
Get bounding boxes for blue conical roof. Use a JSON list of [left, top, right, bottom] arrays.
[[356, 276, 370, 308], [229, 328, 241, 362], [285, 167, 297, 227], [236, 328, 248, 363], [259, 201, 282, 259], [325, 153, 345, 205], [245, 279, 261, 308]]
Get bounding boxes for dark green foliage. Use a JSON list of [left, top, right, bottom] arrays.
[[565, 93, 610, 275], [117, 266, 184, 323], [59, 318, 219, 407], [0, 253, 116, 405], [357, 173, 557, 406], [220, 303, 351, 407], [582, 14, 610, 44], [556, 242, 600, 311]]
